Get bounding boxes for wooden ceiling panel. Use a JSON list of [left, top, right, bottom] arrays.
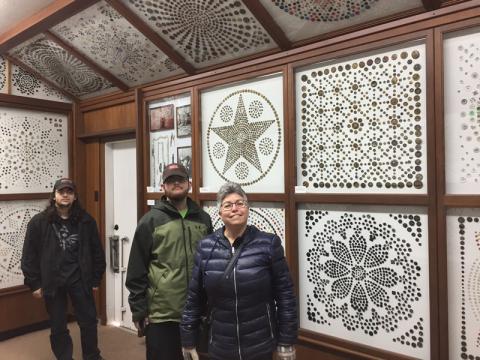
[[259, 0, 425, 43], [9, 34, 116, 98], [51, 0, 185, 88], [119, 0, 278, 69]]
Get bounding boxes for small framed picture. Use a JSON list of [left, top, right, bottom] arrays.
[[150, 104, 174, 132], [176, 104, 192, 138], [177, 146, 192, 178]]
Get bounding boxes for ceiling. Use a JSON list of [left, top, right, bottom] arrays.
[[0, 0, 456, 101]]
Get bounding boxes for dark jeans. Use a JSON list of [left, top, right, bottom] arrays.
[[44, 281, 101, 360], [145, 321, 183, 360]]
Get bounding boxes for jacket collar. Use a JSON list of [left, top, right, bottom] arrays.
[[156, 196, 200, 216], [215, 225, 257, 249]]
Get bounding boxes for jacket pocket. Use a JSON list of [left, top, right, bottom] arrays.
[[266, 303, 274, 339]]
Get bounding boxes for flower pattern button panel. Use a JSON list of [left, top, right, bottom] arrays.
[[298, 204, 430, 359]]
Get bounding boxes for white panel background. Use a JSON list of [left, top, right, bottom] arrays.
[[298, 204, 430, 359], [444, 28, 480, 194], [447, 209, 480, 359], [201, 73, 285, 193]]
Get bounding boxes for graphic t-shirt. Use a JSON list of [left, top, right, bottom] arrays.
[[53, 217, 81, 285]]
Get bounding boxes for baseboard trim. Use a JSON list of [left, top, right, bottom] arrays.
[[0, 320, 51, 341]]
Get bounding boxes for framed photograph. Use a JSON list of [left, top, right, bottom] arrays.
[[177, 146, 192, 178], [150, 104, 174, 132], [176, 104, 192, 138]]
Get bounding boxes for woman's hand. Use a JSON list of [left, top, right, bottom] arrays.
[[182, 347, 199, 360], [277, 344, 296, 360]]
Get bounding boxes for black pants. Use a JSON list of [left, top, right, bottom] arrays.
[[145, 322, 183, 360], [44, 281, 100, 360]]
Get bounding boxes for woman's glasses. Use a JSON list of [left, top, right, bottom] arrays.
[[221, 200, 248, 211]]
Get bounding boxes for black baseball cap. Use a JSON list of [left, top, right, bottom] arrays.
[[162, 163, 189, 182], [54, 178, 76, 191]]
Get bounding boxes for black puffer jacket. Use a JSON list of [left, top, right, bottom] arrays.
[[181, 225, 298, 360]]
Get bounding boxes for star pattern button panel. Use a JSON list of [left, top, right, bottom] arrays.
[[0, 107, 68, 193], [203, 201, 285, 247], [447, 209, 480, 360], [202, 73, 284, 193], [259, 0, 422, 43], [298, 204, 430, 359], [296, 42, 427, 193], [0, 200, 48, 289], [444, 28, 480, 194]]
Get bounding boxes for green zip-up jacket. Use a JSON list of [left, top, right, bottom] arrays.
[[126, 197, 212, 323]]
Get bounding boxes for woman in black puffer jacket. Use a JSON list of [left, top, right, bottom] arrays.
[[180, 182, 298, 360]]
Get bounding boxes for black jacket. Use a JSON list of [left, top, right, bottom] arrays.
[[181, 225, 298, 360], [21, 210, 106, 295]]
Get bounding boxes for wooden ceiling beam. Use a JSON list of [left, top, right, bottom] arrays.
[[44, 30, 129, 92], [422, 0, 443, 10], [0, 0, 100, 54], [104, 0, 195, 75], [241, 0, 292, 51], [5, 54, 79, 102]]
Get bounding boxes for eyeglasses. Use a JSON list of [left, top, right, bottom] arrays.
[[221, 200, 248, 211]]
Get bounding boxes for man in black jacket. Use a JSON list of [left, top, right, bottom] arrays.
[[21, 178, 106, 360]]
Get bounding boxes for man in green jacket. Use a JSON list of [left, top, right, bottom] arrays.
[[126, 163, 212, 360]]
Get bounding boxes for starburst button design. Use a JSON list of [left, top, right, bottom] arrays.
[[207, 89, 281, 186], [211, 94, 274, 173]]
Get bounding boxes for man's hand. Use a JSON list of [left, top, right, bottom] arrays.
[[134, 317, 149, 337], [182, 347, 199, 360], [32, 288, 42, 299]]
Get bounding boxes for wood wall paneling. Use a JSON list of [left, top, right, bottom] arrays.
[[0, 288, 49, 334], [82, 102, 136, 135]]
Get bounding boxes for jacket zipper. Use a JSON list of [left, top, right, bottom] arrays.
[[181, 218, 189, 286], [266, 303, 274, 339], [187, 227, 193, 252], [232, 246, 242, 360]]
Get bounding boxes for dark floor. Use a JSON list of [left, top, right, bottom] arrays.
[[0, 323, 145, 359]]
